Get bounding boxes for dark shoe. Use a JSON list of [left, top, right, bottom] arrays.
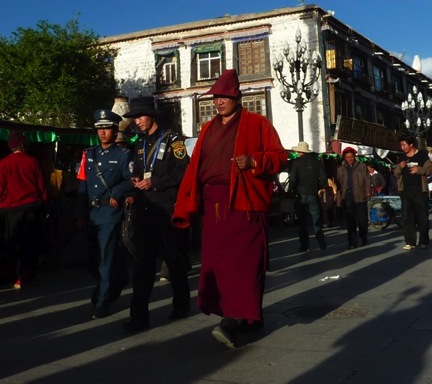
[[298, 246, 309, 252], [420, 244, 427, 249], [361, 238, 369, 246], [92, 306, 110, 319], [168, 305, 191, 320], [239, 319, 264, 333], [319, 241, 327, 250], [211, 325, 236, 349], [348, 245, 356, 250], [122, 318, 150, 333]]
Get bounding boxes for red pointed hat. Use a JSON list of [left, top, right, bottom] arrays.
[[203, 69, 241, 98]]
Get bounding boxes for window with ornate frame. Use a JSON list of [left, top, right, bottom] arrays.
[[335, 91, 353, 119], [326, 40, 337, 70], [352, 54, 370, 86], [392, 74, 404, 99], [192, 43, 223, 83], [241, 93, 267, 116], [157, 100, 182, 133], [353, 55, 366, 79], [236, 39, 268, 77], [373, 65, 386, 92], [196, 100, 217, 133], [155, 50, 180, 88], [325, 39, 352, 73]]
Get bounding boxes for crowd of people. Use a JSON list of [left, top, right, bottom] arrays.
[[1, 69, 431, 350]]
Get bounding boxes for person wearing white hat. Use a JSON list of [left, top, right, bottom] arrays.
[[288, 141, 327, 252]]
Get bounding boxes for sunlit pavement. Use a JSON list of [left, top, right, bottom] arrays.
[[1, 221, 432, 384]]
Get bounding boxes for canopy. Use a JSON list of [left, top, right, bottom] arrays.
[[0, 119, 137, 146]]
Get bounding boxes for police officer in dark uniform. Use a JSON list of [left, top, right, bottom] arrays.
[[122, 96, 191, 332], [75, 109, 133, 319]]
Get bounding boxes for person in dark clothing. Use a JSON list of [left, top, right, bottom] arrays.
[[288, 141, 327, 252], [367, 164, 386, 196], [121, 96, 191, 333], [0, 131, 47, 288], [75, 110, 133, 319], [394, 135, 432, 250], [336, 147, 370, 249], [387, 172, 399, 196], [319, 178, 337, 228]]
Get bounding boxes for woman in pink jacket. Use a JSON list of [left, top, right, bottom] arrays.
[[172, 69, 286, 348]]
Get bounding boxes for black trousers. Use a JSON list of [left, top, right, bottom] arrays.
[[295, 195, 326, 249], [343, 195, 368, 247], [401, 189, 429, 246], [0, 203, 45, 281], [129, 199, 190, 322]]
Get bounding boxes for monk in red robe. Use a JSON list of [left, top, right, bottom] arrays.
[[173, 69, 286, 348]]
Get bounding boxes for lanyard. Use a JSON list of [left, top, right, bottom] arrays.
[[143, 129, 165, 172]]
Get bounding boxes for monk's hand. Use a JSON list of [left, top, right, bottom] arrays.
[[234, 155, 255, 170]]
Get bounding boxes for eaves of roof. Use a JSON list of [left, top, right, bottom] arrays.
[[99, 4, 322, 44]]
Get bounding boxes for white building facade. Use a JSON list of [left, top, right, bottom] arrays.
[[101, 6, 329, 152], [100, 4, 432, 153]]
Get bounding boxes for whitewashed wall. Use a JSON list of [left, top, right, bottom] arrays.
[[114, 39, 156, 96]]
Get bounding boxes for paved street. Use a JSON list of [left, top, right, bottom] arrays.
[[1, 221, 432, 384]]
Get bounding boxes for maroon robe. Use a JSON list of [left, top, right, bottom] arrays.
[[197, 108, 268, 321]]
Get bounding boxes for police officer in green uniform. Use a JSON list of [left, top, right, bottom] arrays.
[[122, 96, 191, 332], [75, 109, 133, 319]]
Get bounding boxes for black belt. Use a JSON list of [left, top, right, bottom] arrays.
[[89, 197, 110, 208]]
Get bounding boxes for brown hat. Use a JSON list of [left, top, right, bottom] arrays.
[[8, 131, 25, 150], [203, 69, 241, 99]]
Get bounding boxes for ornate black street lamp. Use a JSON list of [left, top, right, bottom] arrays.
[[273, 27, 322, 142], [401, 85, 432, 149]]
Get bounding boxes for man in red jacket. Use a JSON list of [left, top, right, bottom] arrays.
[[172, 69, 286, 348], [0, 131, 47, 288]]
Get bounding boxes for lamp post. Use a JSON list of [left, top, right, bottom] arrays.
[[401, 86, 432, 149], [273, 27, 322, 142]]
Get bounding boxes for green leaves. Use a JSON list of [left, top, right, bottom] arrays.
[[0, 19, 117, 128]]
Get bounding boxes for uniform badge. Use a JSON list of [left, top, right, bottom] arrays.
[[128, 161, 134, 173], [172, 141, 186, 160], [137, 149, 144, 155]]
